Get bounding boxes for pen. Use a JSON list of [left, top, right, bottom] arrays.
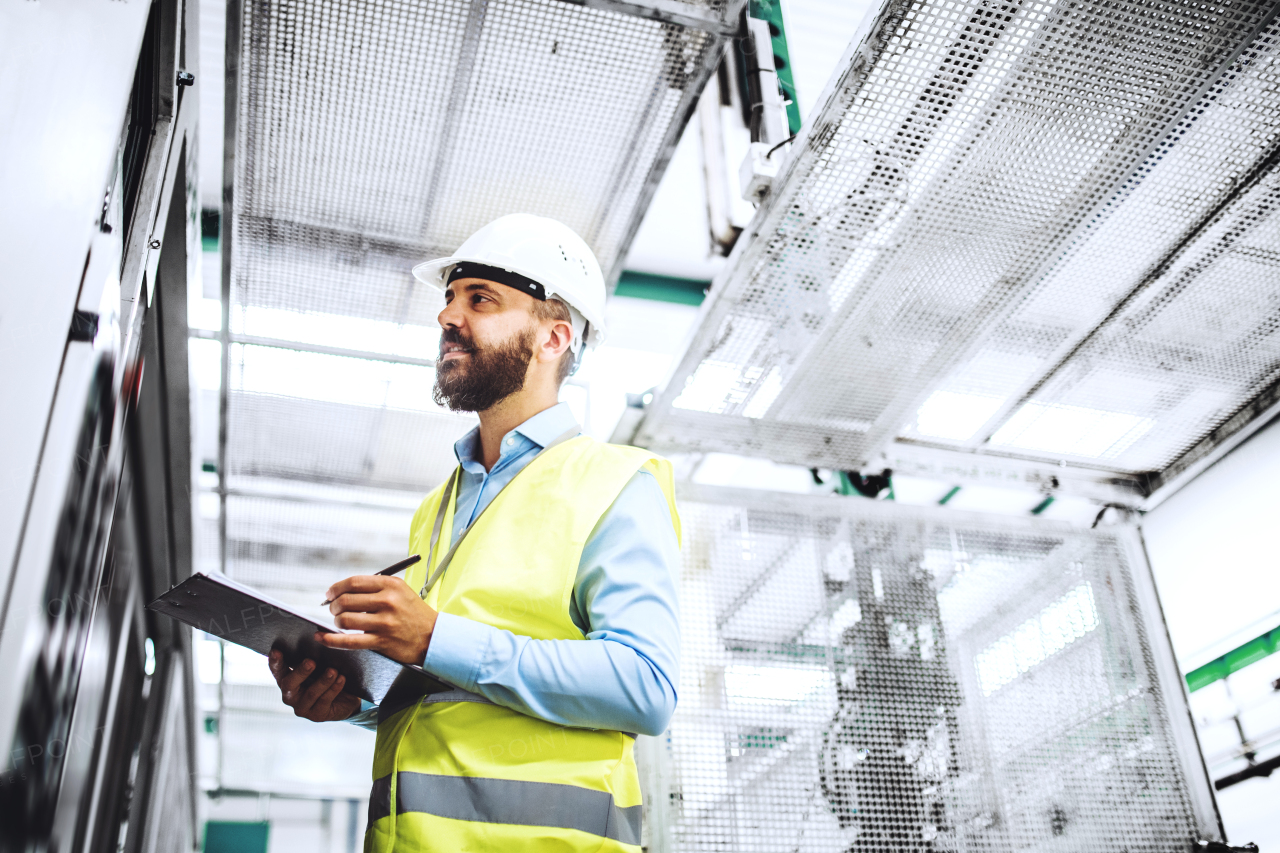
[[320, 554, 421, 607]]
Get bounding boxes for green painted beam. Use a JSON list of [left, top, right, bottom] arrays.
[[749, 0, 802, 135], [204, 821, 269, 853], [1030, 495, 1055, 515], [1185, 624, 1280, 692], [938, 486, 960, 505], [614, 271, 709, 305]]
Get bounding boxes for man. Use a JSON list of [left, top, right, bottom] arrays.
[[266, 213, 681, 852]]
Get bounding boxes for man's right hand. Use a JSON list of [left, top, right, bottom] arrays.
[[268, 651, 362, 722]]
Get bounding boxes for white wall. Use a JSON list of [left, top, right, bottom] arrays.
[[1143, 416, 1280, 848], [1143, 419, 1280, 668]]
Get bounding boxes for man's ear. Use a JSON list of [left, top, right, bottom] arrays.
[[539, 318, 574, 363]]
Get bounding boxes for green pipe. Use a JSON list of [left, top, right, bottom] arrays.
[[938, 486, 960, 505], [1185, 624, 1280, 692], [614, 271, 709, 305]]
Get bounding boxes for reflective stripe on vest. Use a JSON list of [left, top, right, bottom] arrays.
[[368, 772, 643, 846]]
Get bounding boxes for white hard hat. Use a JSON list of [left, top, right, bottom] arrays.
[[412, 214, 607, 350]]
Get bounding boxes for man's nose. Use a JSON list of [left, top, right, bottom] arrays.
[[438, 298, 462, 329]]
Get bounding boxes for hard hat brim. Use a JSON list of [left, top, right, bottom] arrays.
[[411, 255, 607, 348]]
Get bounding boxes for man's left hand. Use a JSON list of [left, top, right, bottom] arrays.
[[317, 576, 438, 665]]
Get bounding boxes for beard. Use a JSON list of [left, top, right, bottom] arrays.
[[433, 324, 536, 413]]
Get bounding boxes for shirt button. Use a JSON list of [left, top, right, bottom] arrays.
[[505, 437, 515, 446]]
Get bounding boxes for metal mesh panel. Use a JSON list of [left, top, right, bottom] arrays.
[[229, 0, 724, 318], [647, 486, 1216, 851], [230, 218, 442, 327], [637, 0, 1280, 480]]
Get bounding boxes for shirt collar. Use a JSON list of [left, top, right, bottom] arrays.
[[452, 402, 579, 465], [512, 402, 579, 449]]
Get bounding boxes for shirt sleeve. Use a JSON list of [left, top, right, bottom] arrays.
[[420, 469, 681, 736], [344, 699, 379, 731]]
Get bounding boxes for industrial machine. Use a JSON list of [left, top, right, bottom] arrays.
[[638, 486, 1218, 850], [0, 0, 201, 849]]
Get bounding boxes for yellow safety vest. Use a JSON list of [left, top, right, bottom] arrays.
[[365, 435, 680, 853]]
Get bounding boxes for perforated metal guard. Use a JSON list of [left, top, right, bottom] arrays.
[[228, 0, 727, 313], [637, 0, 1280, 482], [646, 485, 1218, 851]]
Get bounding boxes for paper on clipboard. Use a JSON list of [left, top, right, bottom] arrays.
[[147, 571, 450, 704]]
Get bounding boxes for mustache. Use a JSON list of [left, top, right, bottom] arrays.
[[439, 327, 476, 354]]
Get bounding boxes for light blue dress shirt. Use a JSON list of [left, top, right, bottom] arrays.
[[346, 402, 681, 736]]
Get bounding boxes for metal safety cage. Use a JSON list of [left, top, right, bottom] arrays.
[[633, 0, 1280, 508], [638, 485, 1220, 851]]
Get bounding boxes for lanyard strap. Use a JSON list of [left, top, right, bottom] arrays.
[[418, 424, 582, 599]]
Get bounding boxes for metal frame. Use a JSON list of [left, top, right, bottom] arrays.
[[837, 4, 1280, 463], [632, 0, 1280, 512], [597, 0, 745, 286], [219, 0, 241, 586], [1127, 524, 1225, 840], [218, 0, 243, 795], [676, 479, 1085, 532], [663, 482, 1226, 844], [577, 0, 740, 35], [193, 327, 438, 369], [874, 441, 1149, 507], [417, 0, 493, 244], [1143, 369, 1280, 511]]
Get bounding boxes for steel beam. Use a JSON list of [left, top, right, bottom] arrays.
[[875, 441, 1149, 507], [572, 0, 744, 36], [192, 328, 438, 369]]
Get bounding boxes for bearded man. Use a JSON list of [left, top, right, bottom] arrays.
[[267, 214, 681, 853]]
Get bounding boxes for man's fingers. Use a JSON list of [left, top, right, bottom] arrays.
[[333, 611, 385, 632], [316, 630, 380, 651], [328, 591, 390, 616], [317, 674, 347, 715], [294, 668, 338, 716], [279, 659, 316, 700], [324, 575, 402, 604]]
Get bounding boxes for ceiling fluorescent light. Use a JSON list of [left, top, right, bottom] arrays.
[[914, 390, 1008, 441], [233, 345, 443, 413], [990, 401, 1153, 459]]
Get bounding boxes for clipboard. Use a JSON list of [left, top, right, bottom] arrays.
[[148, 571, 451, 704]]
